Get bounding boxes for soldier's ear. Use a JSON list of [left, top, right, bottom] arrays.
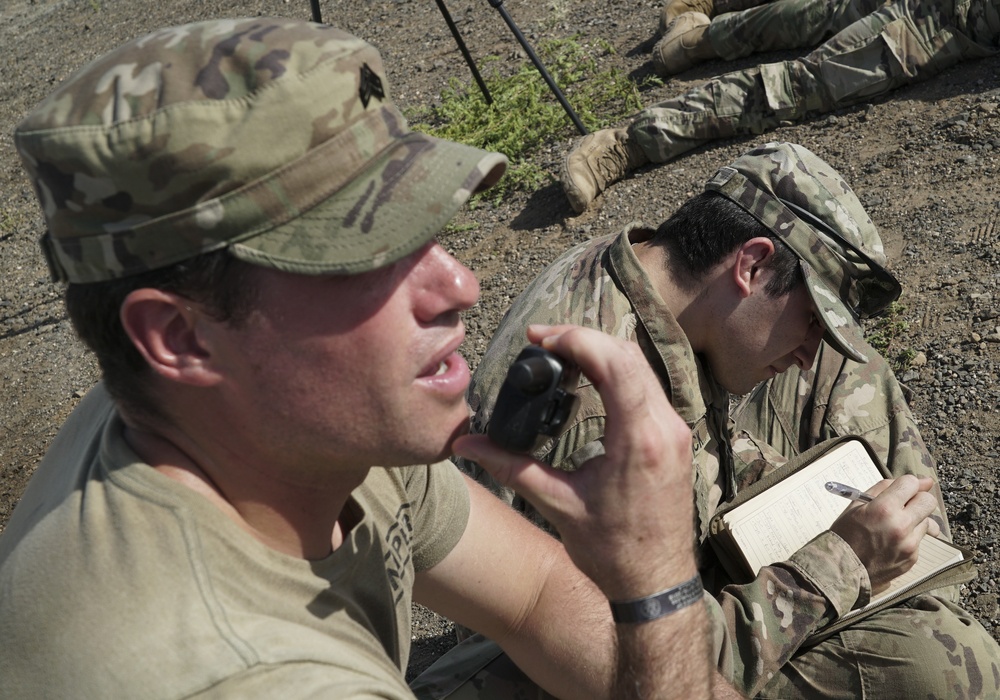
[[732, 237, 775, 298], [119, 290, 222, 387]]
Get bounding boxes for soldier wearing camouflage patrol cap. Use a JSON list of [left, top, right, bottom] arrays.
[[0, 16, 724, 699], [462, 141, 1000, 698], [702, 141, 903, 366]]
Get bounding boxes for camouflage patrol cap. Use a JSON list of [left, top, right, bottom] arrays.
[[14, 18, 507, 284], [704, 142, 901, 363]]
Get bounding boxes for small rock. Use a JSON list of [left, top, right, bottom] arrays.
[[974, 593, 1000, 618]]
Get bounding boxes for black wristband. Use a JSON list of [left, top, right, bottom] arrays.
[[608, 573, 703, 624]]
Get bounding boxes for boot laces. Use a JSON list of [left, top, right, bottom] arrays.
[[593, 137, 635, 186]]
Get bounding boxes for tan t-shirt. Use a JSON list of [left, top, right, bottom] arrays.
[[0, 383, 470, 698]]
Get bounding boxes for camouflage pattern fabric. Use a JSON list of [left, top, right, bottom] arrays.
[[730, 339, 947, 543], [702, 142, 902, 365], [707, 0, 891, 61], [756, 595, 1000, 698], [461, 224, 1000, 697], [458, 141, 1000, 696], [14, 18, 506, 283], [630, 0, 1000, 164]]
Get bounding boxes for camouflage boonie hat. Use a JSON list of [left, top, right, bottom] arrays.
[[705, 142, 901, 363], [14, 18, 507, 284]]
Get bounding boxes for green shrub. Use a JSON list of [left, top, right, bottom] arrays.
[[407, 37, 650, 201], [865, 302, 916, 372]]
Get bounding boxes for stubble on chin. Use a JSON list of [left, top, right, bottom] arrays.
[[442, 414, 472, 460]]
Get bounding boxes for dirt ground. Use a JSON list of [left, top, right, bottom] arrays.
[[2, 0, 1000, 683]]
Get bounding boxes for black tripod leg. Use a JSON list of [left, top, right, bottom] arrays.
[[309, 0, 322, 23], [488, 0, 588, 135], [436, 0, 494, 105]]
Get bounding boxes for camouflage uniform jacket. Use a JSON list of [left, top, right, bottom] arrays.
[[466, 224, 873, 695]]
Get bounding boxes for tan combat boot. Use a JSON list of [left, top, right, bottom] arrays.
[[658, 0, 714, 34], [561, 128, 649, 213], [652, 12, 715, 77]]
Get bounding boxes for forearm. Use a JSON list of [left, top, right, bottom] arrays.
[[433, 464, 713, 699], [714, 530, 867, 696], [499, 550, 716, 699], [415, 479, 615, 698], [612, 596, 714, 699], [495, 551, 615, 698], [501, 560, 719, 700]]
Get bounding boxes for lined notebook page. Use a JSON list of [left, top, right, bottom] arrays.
[[724, 440, 885, 573], [722, 439, 964, 615]]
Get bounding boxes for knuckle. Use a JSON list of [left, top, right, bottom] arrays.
[[887, 522, 910, 542], [916, 492, 938, 512], [869, 500, 892, 521], [898, 539, 920, 560]]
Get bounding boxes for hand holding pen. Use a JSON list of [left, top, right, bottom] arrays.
[[828, 478, 946, 533], [827, 475, 942, 592]]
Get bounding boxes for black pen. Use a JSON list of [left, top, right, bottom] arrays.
[[825, 481, 874, 503]]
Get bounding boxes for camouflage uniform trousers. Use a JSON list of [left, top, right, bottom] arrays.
[[631, 0, 1000, 164], [707, 0, 891, 60], [730, 340, 1000, 698], [407, 340, 1000, 698]]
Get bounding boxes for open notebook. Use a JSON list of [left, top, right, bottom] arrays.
[[709, 438, 973, 633]]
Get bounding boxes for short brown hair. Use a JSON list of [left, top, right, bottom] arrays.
[[65, 251, 258, 423], [654, 191, 803, 297]]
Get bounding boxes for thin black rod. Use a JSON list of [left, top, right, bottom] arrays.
[[435, 0, 493, 105], [309, 0, 322, 23], [487, 0, 588, 135]]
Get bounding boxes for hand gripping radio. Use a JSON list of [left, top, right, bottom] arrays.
[[487, 346, 580, 454]]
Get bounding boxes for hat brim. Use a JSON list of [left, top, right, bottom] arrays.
[[801, 262, 869, 364], [228, 132, 507, 275]]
